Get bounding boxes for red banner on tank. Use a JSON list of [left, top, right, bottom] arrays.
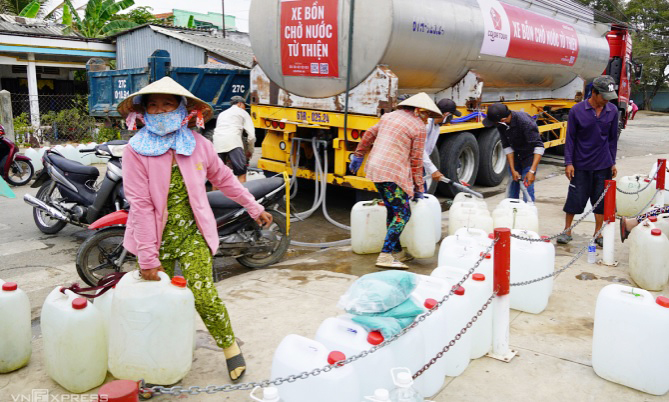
[[502, 3, 579, 66], [280, 0, 339, 78]]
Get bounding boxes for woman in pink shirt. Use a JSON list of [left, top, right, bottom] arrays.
[[119, 77, 272, 381]]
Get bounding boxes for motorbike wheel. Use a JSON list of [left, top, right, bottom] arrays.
[[236, 210, 290, 269], [6, 160, 34, 186], [76, 226, 136, 287], [33, 181, 67, 234]]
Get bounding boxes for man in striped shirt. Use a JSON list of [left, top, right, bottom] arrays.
[[350, 93, 442, 269]]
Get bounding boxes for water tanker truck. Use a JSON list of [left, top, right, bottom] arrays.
[[248, 0, 640, 196]]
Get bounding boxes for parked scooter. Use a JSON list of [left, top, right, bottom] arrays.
[[0, 124, 34, 186], [75, 176, 291, 286], [24, 140, 128, 234]]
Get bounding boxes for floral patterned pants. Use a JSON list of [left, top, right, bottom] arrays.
[[375, 182, 412, 253], [159, 166, 235, 349]]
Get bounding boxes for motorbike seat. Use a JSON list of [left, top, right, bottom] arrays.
[[208, 176, 284, 210], [49, 153, 99, 178]]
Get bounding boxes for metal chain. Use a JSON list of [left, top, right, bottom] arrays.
[[413, 293, 496, 380], [616, 189, 661, 219], [510, 222, 609, 287], [141, 239, 499, 397], [511, 182, 612, 242]]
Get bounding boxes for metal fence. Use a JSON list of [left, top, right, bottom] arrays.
[[10, 93, 97, 144]]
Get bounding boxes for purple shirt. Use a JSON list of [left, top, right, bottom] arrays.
[[564, 99, 619, 170]]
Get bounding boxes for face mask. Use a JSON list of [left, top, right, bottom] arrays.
[[144, 102, 188, 136]]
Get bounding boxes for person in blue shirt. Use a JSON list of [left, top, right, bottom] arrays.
[[557, 75, 619, 246]]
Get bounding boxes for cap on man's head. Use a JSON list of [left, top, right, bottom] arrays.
[[230, 95, 246, 105], [592, 75, 617, 101], [483, 103, 511, 128], [436, 99, 462, 117]]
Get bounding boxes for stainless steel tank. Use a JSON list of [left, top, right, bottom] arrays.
[[249, 0, 611, 98]]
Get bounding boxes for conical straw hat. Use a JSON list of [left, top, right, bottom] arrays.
[[398, 92, 442, 117], [117, 77, 214, 126]]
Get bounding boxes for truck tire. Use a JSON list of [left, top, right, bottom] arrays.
[[424, 147, 441, 195], [476, 128, 507, 186], [437, 132, 479, 197]]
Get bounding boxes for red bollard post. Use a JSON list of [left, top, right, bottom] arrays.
[[656, 159, 666, 207], [98, 380, 140, 402], [488, 228, 516, 362], [602, 180, 617, 266]]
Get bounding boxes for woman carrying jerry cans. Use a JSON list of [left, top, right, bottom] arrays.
[[119, 77, 273, 381]]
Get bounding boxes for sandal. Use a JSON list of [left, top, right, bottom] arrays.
[[556, 233, 572, 244], [226, 351, 246, 381], [620, 218, 630, 243], [376, 252, 409, 270]]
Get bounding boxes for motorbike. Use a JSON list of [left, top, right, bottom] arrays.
[[23, 140, 128, 234], [75, 176, 291, 286], [0, 124, 34, 186]]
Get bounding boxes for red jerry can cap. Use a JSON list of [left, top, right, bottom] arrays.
[[98, 379, 140, 402], [657, 296, 669, 308], [479, 252, 491, 259], [488, 233, 495, 239], [541, 235, 551, 242], [171, 276, 187, 288], [424, 298, 438, 309], [453, 285, 465, 295], [651, 229, 662, 236], [2, 282, 17, 291], [327, 351, 346, 365], [367, 331, 385, 345], [472, 273, 485, 281], [72, 298, 88, 310], [649, 216, 658, 222]]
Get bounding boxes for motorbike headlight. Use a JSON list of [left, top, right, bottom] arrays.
[[107, 144, 127, 158]]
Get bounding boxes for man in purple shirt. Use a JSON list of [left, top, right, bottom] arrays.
[[557, 75, 619, 246]]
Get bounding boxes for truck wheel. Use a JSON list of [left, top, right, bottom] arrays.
[[437, 132, 479, 197], [476, 128, 507, 186], [424, 147, 441, 195]]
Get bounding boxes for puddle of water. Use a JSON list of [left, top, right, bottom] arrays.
[[576, 272, 598, 280], [599, 276, 631, 284]]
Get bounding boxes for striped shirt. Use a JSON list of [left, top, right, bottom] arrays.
[[354, 109, 426, 197]]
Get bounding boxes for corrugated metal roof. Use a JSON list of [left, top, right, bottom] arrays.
[[0, 14, 82, 38], [150, 26, 253, 68]]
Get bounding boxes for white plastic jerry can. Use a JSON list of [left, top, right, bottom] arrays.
[[0, 280, 32, 373], [423, 194, 443, 241], [467, 273, 493, 359], [108, 271, 195, 385], [315, 316, 395, 396], [616, 175, 656, 217], [592, 284, 669, 395], [652, 214, 669, 240], [509, 230, 555, 314], [400, 199, 436, 258], [41, 287, 107, 393], [492, 198, 539, 233], [628, 223, 669, 291], [351, 200, 387, 254], [271, 335, 361, 402], [438, 229, 486, 268], [414, 270, 472, 377], [448, 206, 494, 236], [24, 147, 43, 171], [93, 286, 115, 340], [364, 388, 391, 401], [409, 276, 451, 397]]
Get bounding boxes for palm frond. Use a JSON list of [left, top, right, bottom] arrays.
[[18, 0, 41, 18]]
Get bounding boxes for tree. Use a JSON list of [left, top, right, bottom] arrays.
[[0, 0, 46, 16], [574, 0, 628, 21], [112, 5, 162, 25], [62, 0, 137, 38], [626, 0, 669, 110]]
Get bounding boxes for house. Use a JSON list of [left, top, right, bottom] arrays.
[[112, 24, 253, 70], [171, 9, 236, 31], [0, 14, 115, 129]]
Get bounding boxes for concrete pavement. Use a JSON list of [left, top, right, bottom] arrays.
[[2, 113, 669, 401]]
